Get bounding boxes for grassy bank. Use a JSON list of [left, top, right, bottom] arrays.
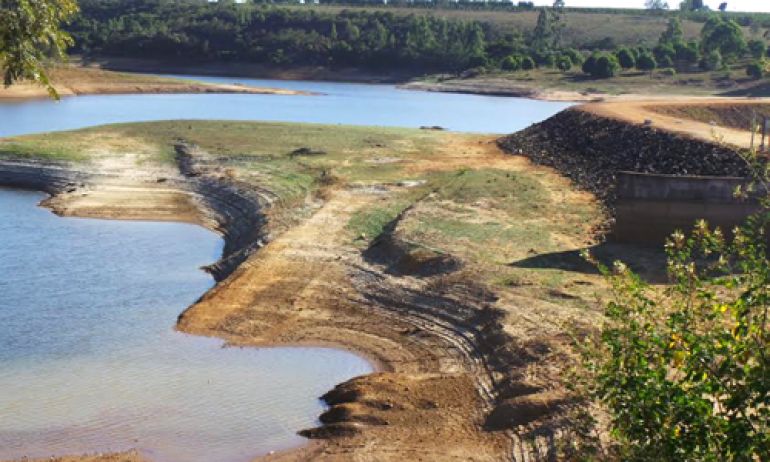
[[0, 119, 604, 290]]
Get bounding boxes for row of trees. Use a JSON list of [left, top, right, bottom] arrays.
[[68, 0, 494, 72], [63, 0, 768, 80], [497, 12, 767, 80]]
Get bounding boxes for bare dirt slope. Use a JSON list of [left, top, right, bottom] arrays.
[[0, 121, 608, 462], [0, 65, 301, 100], [580, 97, 770, 149]]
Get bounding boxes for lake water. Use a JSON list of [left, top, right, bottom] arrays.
[[0, 76, 570, 137], [0, 76, 569, 461], [0, 189, 372, 461]]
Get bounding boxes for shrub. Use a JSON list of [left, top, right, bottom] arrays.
[[748, 39, 767, 59], [700, 49, 723, 71], [467, 54, 488, 69], [746, 61, 765, 79], [674, 40, 700, 64], [562, 48, 584, 66], [616, 47, 637, 69], [582, 211, 770, 461], [556, 55, 572, 71], [593, 54, 620, 78], [659, 67, 677, 76], [521, 56, 536, 70], [582, 54, 599, 75], [636, 52, 657, 75], [653, 43, 676, 62], [658, 54, 675, 69], [500, 55, 522, 71]]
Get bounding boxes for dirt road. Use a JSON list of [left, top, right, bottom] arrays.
[[581, 97, 770, 149]]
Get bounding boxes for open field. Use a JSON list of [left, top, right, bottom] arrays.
[[0, 65, 301, 100], [283, 6, 718, 48], [0, 120, 611, 461]]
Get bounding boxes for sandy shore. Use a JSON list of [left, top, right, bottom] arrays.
[[401, 79, 601, 102], [0, 65, 304, 100]]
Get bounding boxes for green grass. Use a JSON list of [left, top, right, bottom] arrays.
[[347, 197, 416, 243], [288, 6, 722, 48], [347, 167, 599, 268], [0, 119, 451, 203], [649, 103, 770, 131]]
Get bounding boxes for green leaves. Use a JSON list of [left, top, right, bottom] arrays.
[[583, 207, 770, 460], [0, 0, 78, 98]]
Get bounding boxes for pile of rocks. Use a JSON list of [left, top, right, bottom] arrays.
[[498, 108, 749, 205]]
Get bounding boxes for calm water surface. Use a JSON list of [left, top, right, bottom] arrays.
[[0, 76, 570, 137], [0, 76, 569, 461], [0, 189, 372, 461]]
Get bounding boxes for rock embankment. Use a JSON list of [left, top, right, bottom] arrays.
[[498, 108, 749, 205]]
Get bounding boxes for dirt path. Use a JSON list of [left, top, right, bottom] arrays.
[[581, 97, 770, 149]]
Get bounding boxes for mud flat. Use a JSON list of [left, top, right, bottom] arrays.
[[0, 120, 612, 461]]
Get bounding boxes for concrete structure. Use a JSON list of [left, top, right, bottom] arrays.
[[613, 171, 761, 245]]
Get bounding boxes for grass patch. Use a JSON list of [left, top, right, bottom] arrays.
[[648, 103, 770, 131], [434, 168, 548, 216]]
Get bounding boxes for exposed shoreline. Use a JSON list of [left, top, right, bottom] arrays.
[[0, 141, 514, 461], [0, 65, 307, 101]]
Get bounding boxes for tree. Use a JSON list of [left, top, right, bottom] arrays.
[[0, 0, 78, 97], [675, 40, 700, 64], [660, 18, 684, 45], [563, 48, 584, 66], [582, 54, 598, 75], [719, 2, 728, 11], [616, 47, 637, 69], [645, 0, 669, 10], [501, 55, 522, 71], [748, 39, 767, 59], [680, 0, 705, 10], [700, 49, 723, 70], [556, 55, 572, 71], [701, 16, 747, 60], [585, 54, 620, 79], [637, 52, 658, 76], [746, 60, 765, 79]]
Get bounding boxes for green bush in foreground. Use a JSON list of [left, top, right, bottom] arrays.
[[581, 161, 770, 460]]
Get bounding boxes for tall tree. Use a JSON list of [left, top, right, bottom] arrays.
[[660, 17, 684, 45], [645, 0, 669, 10], [701, 16, 747, 59], [0, 0, 78, 97]]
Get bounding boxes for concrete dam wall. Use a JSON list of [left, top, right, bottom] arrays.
[[614, 172, 759, 244]]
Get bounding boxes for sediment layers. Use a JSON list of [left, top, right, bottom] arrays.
[[0, 143, 546, 461]]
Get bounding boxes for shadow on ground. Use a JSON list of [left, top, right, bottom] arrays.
[[510, 241, 669, 283]]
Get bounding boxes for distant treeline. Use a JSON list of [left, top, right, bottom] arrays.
[[68, 0, 495, 71]]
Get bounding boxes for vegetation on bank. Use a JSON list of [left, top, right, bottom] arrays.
[[64, 0, 770, 95], [574, 150, 770, 461]]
